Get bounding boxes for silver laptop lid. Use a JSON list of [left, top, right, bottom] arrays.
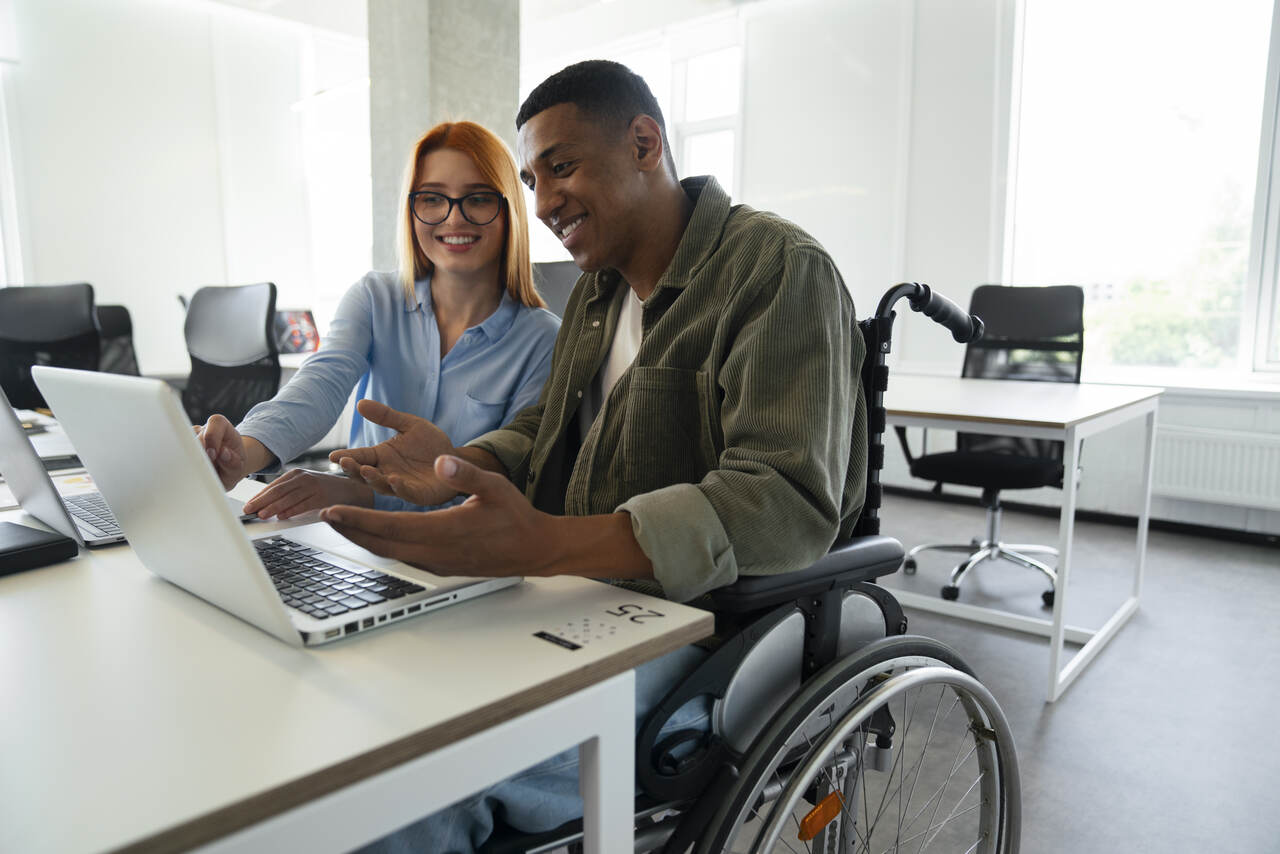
[[0, 384, 85, 545], [32, 367, 301, 646]]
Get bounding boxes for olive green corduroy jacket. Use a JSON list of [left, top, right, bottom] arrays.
[[468, 176, 867, 602]]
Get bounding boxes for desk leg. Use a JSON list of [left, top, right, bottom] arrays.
[[1133, 408, 1158, 600], [1047, 406, 1155, 701], [1046, 426, 1081, 702], [579, 668, 636, 854]]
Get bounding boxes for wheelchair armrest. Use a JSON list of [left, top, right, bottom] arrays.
[[709, 535, 905, 613]]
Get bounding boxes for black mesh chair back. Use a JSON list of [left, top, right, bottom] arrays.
[[0, 283, 100, 409], [532, 261, 582, 317], [181, 282, 280, 425], [95, 304, 141, 376], [957, 285, 1084, 468]]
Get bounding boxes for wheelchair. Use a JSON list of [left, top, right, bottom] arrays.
[[483, 284, 1021, 854]]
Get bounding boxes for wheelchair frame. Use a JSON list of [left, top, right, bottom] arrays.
[[483, 284, 1020, 854]]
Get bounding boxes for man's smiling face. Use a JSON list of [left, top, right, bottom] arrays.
[[517, 103, 646, 274]]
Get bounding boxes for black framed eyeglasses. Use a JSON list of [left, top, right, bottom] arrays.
[[409, 191, 506, 226]]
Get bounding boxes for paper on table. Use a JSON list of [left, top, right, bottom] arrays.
[[28, 424, 77, 458]]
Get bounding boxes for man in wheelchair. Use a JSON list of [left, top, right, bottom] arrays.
[[322, 60, 1018, 854]]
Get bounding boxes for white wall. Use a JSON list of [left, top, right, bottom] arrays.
[[738, 0, 913, 318], [5, 0, 359, 375]]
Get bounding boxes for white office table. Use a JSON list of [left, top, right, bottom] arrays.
[[0, 510, 712, 854], [884, 374, 1162, 702]]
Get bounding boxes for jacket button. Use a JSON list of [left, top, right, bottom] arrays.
[[591, 320, 601, 328]]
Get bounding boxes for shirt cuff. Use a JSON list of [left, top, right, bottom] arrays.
[[373, 492, 416, 512], [617, 483, 739, 602], [465, 428, 533, 483], [372, 492, 466, 512]]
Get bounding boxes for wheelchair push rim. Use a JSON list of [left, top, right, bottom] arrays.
[[698, 637, 1021, 854]]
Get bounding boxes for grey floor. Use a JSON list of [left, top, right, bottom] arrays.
[[877, 492, 1280, 854]]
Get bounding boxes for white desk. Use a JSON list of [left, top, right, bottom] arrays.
[[884, 375, 1162, 702], [0, 510, 712, 853]]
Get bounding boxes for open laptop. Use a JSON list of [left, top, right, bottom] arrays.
[[0, 383, 253, 547], [32, 367, 519, 646]]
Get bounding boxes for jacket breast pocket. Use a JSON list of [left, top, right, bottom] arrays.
[[620, 367, 720, 493]]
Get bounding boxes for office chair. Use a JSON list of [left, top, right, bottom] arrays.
[[0, 283, 100, 409], [181, 282, 281, 425], [480, 284, 1020, 854], [532, 260, 582, 317], [897, 284, 1084, 607], [96, 305, 141, 376]]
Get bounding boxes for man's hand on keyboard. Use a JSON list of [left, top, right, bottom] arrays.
[[330, 401, 459, 507]]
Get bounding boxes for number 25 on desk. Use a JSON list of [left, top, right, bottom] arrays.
[[606, 604, 665, 624]]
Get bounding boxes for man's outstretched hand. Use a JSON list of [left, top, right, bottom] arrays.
[[330, 400, 457, 507], [321, 454, 561, 577]]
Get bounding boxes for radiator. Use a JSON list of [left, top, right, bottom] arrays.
[[1153, 425, 1280, 511]]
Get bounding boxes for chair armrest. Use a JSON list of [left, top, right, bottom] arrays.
[[893, 425, 915, 465], [708, 536, 905, 613]]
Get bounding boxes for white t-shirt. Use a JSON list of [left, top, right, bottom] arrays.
[[578, 287, 644, 439]]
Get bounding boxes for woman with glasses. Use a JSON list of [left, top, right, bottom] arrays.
[[196, 121, 560, 517]]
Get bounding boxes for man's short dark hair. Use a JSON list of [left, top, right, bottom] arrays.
[[517, 60, 676, 172]]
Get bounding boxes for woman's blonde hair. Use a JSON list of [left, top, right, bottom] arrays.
[[397, 121, 543, 309]]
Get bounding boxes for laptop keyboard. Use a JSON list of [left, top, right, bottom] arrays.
[[252, 536, 427, 620], [64, 492, 122, 537]]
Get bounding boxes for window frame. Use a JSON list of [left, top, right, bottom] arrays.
[[668, 22, 744, 198], [1246, 0, 1280, 372]]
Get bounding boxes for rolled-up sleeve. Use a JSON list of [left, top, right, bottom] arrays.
[[621, 248, 856, 602], [617, 483, 737, 602]]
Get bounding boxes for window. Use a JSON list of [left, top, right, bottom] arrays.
[[294, 30, 371, 331], [673, 44, 742, 197], [1006, 0, 1274, 378]]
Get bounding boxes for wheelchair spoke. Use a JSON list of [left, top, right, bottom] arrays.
[[878, 800, 983, 854], [867, 688, 955, 839], [921, 775, 984, 852], [902, 688, 948, 829], [904, 741, 979, 850]]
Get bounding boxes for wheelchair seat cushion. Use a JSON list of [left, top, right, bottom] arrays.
[[910, 450, 1063, 491]]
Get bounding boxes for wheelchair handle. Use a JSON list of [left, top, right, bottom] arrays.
[[876, 282, 984, 344]]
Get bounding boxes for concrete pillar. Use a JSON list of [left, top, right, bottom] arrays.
[[368, 0, 520, 271]]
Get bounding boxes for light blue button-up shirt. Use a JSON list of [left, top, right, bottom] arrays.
[[238, 270, 560, 510]]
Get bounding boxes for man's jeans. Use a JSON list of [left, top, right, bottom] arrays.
[[357, 643, 711, 854]]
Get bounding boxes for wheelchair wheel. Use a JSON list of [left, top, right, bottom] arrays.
[[697, 636, 1020, 853]]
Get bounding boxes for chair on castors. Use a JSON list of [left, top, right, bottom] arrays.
[[95, 305, 141, 376], [896, 284, 1084, 607], [181, 282, 281, 425], [0, 283, 100, 409]]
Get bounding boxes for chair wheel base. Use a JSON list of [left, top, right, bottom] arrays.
[[941, 585, 959, 601], [903, 557, 917, 575], [1041, 589, 1055, 608]]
